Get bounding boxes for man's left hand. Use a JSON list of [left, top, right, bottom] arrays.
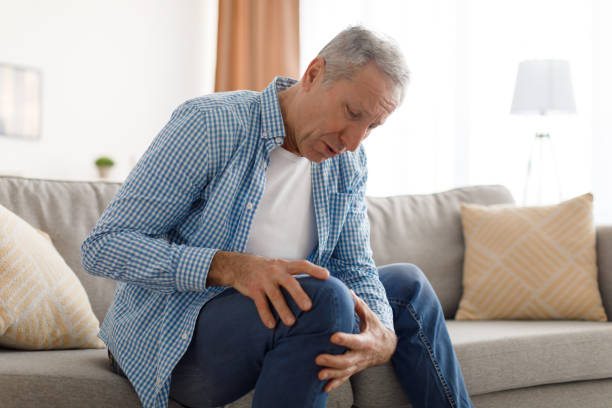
[[314, 290, 398, 392]]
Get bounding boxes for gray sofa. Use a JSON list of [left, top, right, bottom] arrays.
[[1, 175, 611, 408]]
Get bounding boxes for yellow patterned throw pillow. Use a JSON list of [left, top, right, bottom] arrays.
[[0, 204, 105, 349], [456, 193, 607, 321]]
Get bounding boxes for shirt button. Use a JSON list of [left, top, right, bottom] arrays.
[[156, 376, 162, 387], [275, 137, 282, 144], [181, 332, 189, 340], [262, 131, 267, 137], [246, 202, 254, 210], [262, 161, 267, 169]]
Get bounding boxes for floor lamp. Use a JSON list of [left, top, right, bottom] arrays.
[[510, 60, 577, 206]]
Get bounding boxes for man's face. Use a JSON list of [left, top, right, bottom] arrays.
[[289, 58, 400, 163]]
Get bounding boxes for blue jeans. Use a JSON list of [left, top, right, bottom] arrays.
[[111, 263, 472, 407], [380, 264, 473, 408]]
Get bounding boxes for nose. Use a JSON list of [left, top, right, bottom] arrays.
[[340, 125, 369, 152]]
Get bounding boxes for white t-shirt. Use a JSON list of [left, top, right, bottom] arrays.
[[245, 146, 317, 261]]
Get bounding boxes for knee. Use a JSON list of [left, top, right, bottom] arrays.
[[296, 276, 355, 334], [378, 263, 438, 306]]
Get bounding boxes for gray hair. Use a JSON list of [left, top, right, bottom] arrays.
[[317, 25, 410, 103]]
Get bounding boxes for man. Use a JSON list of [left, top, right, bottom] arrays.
[[81, 26, 473, 408]]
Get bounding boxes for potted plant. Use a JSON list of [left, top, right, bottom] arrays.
[[94, 156, 115, 179]]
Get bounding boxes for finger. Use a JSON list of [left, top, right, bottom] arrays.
[[330, 332, 368, 350], [252, 292, 276, 329], [318, 366, 353, 382], [279, 274, 312, 311], [288, 260, 329, 280], [353, 293, 368, 319], [266, 284, 296, 326], [350, 290, 372, 330], [315, 352, 357, 369], [324, 376, 350, 393]]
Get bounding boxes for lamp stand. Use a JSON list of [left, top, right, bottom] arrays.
[[522, 133, 563, 206]]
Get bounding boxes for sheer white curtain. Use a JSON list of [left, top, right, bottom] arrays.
[[300, 0, 612, 223]]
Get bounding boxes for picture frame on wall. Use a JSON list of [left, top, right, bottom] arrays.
[[0, 63, 42, 141]]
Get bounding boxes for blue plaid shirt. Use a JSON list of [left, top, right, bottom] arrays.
[[81, 77, 393, 408]]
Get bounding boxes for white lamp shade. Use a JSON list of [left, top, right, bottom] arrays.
[[510, 60, 577, 115]]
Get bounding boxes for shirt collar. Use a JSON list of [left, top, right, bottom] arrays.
[[260, 76, 297, 142]]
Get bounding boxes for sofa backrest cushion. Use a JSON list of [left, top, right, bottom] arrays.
[[0, 176, 121, 322], [366, 184, 515, 318], [0, 176, 515, 322]]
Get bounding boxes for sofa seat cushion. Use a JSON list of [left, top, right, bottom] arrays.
[[0, 347, 353, 408], [351, 320, 612, 407], [471, 378, 612, 408], [449, 320, 612, 395], [0, 348, 185, 407]]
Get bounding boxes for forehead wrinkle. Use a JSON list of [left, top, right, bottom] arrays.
[[345, 74, 398, 124], [371, 97, 396, 122], [371, 96, 397, 128], [367, 89, 396, 114], [360, 78, 397, 111], [345, 95, 374, 118], [380, 94, 398, 112]]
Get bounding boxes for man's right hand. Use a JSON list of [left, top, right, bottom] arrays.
[[207, 251, 330, 329]]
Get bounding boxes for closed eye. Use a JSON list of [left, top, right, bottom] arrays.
[[346, 105, 360, 119]]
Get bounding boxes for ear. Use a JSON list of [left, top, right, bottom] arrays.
[[301, 56, 325, 91]]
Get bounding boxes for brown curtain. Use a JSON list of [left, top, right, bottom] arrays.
[[215, 0, 300, 92]]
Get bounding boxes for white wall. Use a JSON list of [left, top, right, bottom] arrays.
[[0, 0, 217, 181]]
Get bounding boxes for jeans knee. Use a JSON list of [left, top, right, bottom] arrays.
[[297, 276, 355, 334], [378, 263, 438, 307]]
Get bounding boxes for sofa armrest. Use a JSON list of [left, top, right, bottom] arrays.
[[597, 225, 612, 320]]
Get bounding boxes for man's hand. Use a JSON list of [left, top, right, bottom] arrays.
[[315, 291, 397, 392], [207, 251, 329, 329]]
